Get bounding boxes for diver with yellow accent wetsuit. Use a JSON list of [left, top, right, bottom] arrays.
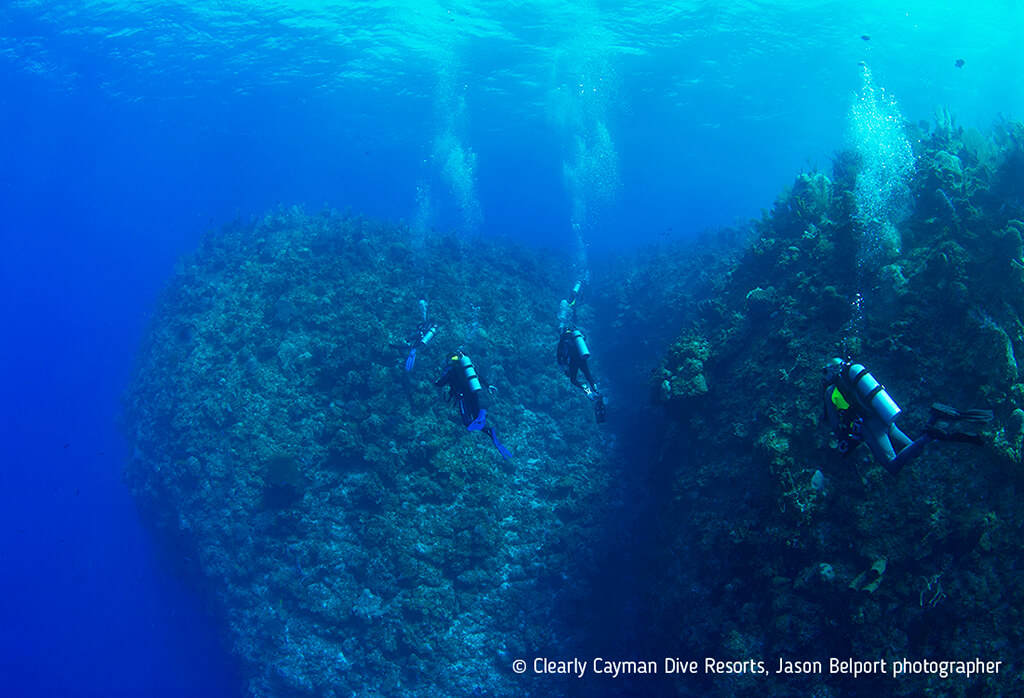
[[822, 358, 990, 476]]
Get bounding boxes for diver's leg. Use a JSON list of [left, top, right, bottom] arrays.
[[580, 360, 596, 390], [864, 420, 932, 475], [886, 432, 934, 475], [889, 423, 914, 451], [569, 365, 586, 391], [881, 421, 935, 475], [466, 392, 487, 431], [861, 418, 897, 466]]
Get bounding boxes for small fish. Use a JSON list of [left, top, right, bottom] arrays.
[[955, 58, 964, 68], [861, 34, 871, 41]]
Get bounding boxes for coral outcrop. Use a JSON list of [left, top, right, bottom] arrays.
[[600, 117, 1024, 697], [123, 209, 614, 698]]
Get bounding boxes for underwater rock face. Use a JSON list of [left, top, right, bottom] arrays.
[[122, 209, 612, 698], [630, 119, 1024, 696]]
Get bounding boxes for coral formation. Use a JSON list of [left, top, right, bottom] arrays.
[[122, 208, 614, 698]]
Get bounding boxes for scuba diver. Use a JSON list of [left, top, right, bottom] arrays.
[[404, 321, 438, 371], [435, 351, 512, 459], [558, 326, 607, 424], [823, 358, 991, 476]]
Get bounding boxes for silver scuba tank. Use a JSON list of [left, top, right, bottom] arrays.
[[421, 324, 437, 346], [458, 354, 483, 393], [572, 329, 591, 359], [846, 363, 901, 425]]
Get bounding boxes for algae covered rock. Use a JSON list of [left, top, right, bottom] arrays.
[[656, 330, 711, 403], [122, 208, 613, 698]]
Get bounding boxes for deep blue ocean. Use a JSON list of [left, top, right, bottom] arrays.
[[0, 1, 1020, 696]]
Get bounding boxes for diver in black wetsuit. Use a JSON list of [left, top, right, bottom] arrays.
[[404, 322, 438, 371], [435, 351, 512, 459], [822, 358, 990, 475], [557, 327, 606, 423]]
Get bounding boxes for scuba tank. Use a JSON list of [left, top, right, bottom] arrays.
[[420, 323, 437, 347], [457, 354, 483, 394], [559, 280, 583, 332], [572, 329, 591, 360], [568, 281, 583, 306], [557, 300, 570, 334], [845, 363, 900, 426]]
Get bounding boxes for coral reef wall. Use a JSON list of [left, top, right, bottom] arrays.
[[122, 209, 616, 698], [608, 118, 1024, 697], [123, 114, 1023, 698]]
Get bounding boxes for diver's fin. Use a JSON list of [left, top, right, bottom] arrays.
[[931, 403, 993, 424], [959, 409, 994, 424], [404, 348, 417, 371], [944, 431, 985, 446], [489, 428, 512, 459], [467, 408, 487, 432], [930, 403, 961, 420], [595, 396, 606, 423]]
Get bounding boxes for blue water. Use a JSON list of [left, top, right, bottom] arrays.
[[0, 1, 1020, 695]]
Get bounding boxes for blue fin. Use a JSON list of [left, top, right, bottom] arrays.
[[490, 428, 512, 459], [404, 348, 416, 371], [467, 408, 487, 432]]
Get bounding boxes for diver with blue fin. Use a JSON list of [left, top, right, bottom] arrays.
[[823, 358, 991, 475], [558, 326, 607, 424], [404, 321, 438, 371], [435, 351, 512, 459]]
